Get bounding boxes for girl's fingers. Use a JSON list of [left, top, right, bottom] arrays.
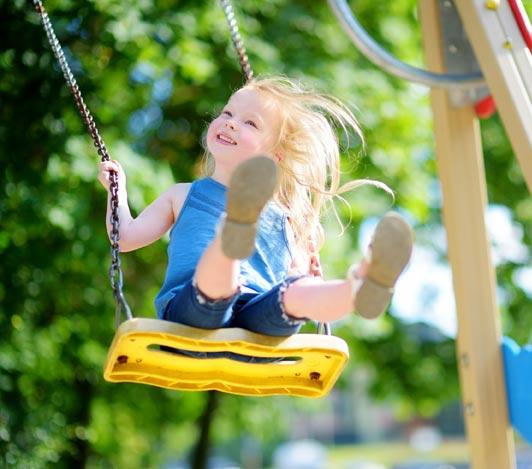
[[98, 161, 125, 190], [100, 161, 120, 172]]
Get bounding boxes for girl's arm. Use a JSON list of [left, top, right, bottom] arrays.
[[98, 160, 188, 252]]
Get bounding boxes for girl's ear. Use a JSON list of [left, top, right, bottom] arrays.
[[274, 151, 284, 162]]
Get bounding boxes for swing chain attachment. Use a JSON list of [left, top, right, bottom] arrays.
[[33, 0, 133, 326], [219, 0, 254, 82]]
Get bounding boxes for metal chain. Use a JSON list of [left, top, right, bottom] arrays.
[[34, 0, 132, 326], [219, 0, 254, 82]]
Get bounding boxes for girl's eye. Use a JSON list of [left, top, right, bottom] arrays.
[[245, 120, 257, 128], [222, 110, 232, 117]]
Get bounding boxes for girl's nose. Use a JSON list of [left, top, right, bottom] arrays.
[[225, 120, 237, 130]]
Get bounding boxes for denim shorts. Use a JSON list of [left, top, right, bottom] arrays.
[[162, 275, 309, 362]]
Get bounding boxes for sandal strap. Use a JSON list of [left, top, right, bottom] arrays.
[[349, 265, 395, 298], [361, 277, 395, 293]]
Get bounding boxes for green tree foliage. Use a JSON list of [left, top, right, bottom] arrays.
[[1, 0, 530, 466]]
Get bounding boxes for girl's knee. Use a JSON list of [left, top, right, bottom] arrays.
[[193, 277, 240, 304], [281, 275, 322, 304], [279, 275, 313, 324], [163, 279, 237, 329]]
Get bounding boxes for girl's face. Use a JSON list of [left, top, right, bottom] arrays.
[[206, 88, 281, 170]]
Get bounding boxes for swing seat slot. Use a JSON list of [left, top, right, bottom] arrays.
[[103, 318, 349, 398]]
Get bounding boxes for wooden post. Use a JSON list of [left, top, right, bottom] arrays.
[[419, 2, 516, 468]]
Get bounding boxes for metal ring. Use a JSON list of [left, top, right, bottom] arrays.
[[328, 0, 486, 89]]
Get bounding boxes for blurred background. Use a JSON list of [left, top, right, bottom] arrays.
[[1, 0, 531, 467]]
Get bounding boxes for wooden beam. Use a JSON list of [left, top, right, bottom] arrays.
[[455, 0, 532, 192], [419, 2, 516, 468]]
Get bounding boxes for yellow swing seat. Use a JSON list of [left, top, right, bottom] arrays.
[[103, 318, 349, 398]]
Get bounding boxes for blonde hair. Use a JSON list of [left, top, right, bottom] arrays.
[[202, 75, 391, 254]]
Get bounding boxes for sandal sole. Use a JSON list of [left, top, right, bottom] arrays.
[[221, 156, 278, 259], [354, 212, 413, 319]]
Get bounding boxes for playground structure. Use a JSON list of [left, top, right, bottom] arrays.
[[329, 0, 531, 468]]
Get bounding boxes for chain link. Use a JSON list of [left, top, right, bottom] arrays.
[[34, 0, 132, 325], [219, 0, 254, 82]]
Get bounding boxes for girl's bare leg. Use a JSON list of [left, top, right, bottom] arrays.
[[285, 211, 413, 322], [283, 261, 368, 323], [195, 232, 240, 299], [194, 156, 278, 300]]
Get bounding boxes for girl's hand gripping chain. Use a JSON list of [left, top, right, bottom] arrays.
[[98, 160, 127, 194]]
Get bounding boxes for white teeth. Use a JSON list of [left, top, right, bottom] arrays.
[[217, 134, 236, 145]]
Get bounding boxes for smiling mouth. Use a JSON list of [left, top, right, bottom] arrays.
[[216, 133, 237, 145]]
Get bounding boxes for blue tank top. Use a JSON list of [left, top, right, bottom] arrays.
[[154, 177, 294, 318]]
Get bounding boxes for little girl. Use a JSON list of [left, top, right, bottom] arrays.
[[98, 76, 413, 338]]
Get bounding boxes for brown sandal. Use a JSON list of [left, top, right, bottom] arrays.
[[221, 156, 278, 259], [350, 212, 413, 319]]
